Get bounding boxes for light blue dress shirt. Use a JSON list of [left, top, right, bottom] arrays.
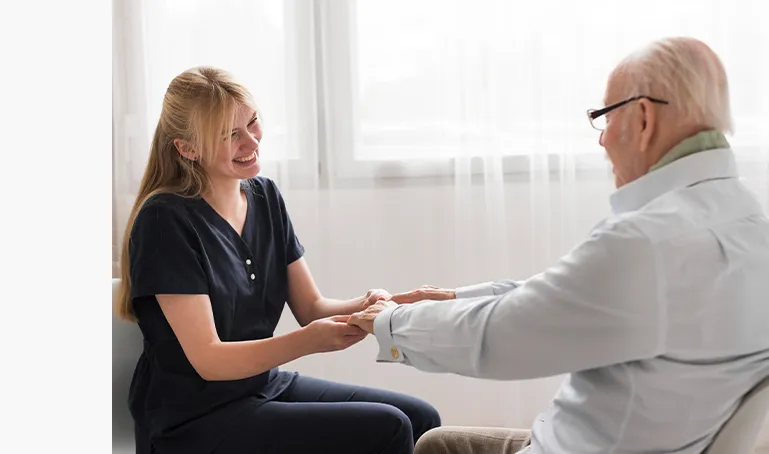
[[374, 148, 769, 453]]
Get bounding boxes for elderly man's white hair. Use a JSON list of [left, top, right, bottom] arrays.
[[616, 37, 733, 134]]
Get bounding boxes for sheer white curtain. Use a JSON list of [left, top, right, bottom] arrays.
[[113, 0, 769, 439]]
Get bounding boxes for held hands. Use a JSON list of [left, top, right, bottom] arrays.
[[304, 315, 368, 353], [362, 285, 456, 307], [350, 285, 457, 334], [363, 288, 393, 307], [348, 299, 398, 334], [303, 285, 456, 353]]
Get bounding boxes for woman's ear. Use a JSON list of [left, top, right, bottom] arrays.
[[173, 139, 198, 161]]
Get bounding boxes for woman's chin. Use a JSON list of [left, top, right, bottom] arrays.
[[240, 168, 260, 181], [246, 163, 260, 178]]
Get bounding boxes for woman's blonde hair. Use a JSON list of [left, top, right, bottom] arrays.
[[116, 66, 257, 322]]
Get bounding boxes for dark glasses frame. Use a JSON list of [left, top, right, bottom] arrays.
[[587, 95, 669, 130]]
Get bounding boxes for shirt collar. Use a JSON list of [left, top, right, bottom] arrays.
[[649, 130, 730, 172], [609, 147, 738, 215]]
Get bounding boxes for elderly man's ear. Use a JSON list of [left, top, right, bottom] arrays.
[[637, 99, 657, 153]]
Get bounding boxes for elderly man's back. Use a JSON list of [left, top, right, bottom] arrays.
[[533, 147, 769, 453]]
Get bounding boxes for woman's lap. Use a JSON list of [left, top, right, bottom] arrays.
[[279, 374, 441, 439], [213, 374, 441, 454]]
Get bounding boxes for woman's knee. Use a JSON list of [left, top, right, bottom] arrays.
[[410, 400, 442, 440], [372, 404, 414, 453]]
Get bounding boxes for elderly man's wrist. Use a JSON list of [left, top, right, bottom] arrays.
[[373, 304, 398, 337]]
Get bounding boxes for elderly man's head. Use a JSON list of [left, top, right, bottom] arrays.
[[597, 37, 732, 187]]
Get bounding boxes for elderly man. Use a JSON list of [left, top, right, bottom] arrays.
[[349, 37, 769, 454]]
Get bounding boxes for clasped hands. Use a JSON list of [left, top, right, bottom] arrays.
[[304, 286, 454, 354], [346, 286, 456, 335]]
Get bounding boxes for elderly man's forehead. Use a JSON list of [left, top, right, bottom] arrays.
[[603, 69, 629, 105]]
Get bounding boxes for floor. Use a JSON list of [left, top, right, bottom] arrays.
[[110, 443, 769, 453]]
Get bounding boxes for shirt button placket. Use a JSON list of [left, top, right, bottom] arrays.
[[245, 258, 255, 282]]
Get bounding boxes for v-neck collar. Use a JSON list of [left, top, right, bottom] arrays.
[[195, 184, 253, 247]]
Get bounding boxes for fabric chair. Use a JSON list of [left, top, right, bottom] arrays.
[[705, 375, 769, 454], [112, 278, 143, 451]]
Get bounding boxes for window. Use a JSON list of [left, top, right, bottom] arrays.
[[333, 0, 768, 175], [141, 0, 323, 184], [134, 0, 768, 181]]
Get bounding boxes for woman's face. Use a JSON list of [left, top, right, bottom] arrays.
[[201, 103, 263, 184]]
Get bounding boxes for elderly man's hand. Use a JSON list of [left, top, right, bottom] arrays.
[[391, 285, 456, 304], [348, 299, 398, 334]]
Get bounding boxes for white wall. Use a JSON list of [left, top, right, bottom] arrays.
[[275, 172, 769, 446]]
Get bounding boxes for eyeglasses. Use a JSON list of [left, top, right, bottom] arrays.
[[587, 95, 669, 131]]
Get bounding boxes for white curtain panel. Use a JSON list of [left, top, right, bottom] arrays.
[[113, 0, 769, 441]]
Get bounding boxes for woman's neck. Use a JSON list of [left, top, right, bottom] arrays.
[[202, 178, 245, 221]]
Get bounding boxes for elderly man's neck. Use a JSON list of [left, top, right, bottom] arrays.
[[647, 124, 725, 172]]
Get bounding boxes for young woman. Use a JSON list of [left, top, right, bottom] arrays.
[[116, 66, 440, 454]]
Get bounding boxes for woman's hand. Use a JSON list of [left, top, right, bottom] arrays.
[[302, 315, 368, 354], [363, 288, 393, 308]]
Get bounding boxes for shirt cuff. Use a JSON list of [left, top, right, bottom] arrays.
[[456, 282, 496, 299], [373, 305, 406, 363]]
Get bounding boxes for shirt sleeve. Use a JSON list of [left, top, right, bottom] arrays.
[[128, 199, 209, 298], [373, 219, 664, 379], [455, 279, 522, 299]]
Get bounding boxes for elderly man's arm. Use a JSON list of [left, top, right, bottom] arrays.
[[388, 279, 522, 305], [366, 220, 664, 379], [455, 278, 522, 298]]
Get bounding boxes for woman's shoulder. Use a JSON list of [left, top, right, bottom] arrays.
[[134, 192, 197, 228], [245, 176, 276, 193], [244, 176, 284, 203]]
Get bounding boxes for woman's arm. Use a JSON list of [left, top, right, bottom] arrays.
[[157, 293, 365, 381], [286, 258, 387, 326]]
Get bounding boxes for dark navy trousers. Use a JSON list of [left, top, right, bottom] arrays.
[[212, 374, 442, 454]]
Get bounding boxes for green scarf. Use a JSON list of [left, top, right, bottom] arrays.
[[650, 130, 730, 171]]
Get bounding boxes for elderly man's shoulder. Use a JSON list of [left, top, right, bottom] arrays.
[[610, 206, 686, 243], [595, 188, 766, 256], [587, 215, 652, 250], [587, 205, 698, 252]]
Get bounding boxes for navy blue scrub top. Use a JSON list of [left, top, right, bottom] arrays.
[[127, 177, 305, 454]]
